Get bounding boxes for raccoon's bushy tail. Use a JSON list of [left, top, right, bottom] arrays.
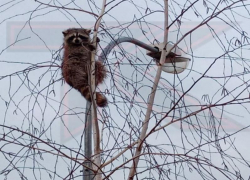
[[80, 87, 107, 107]]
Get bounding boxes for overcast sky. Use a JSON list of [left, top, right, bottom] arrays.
[[1, 0, 250, 179]]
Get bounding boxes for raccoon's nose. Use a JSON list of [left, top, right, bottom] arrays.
[[75, 39, 80, 44]]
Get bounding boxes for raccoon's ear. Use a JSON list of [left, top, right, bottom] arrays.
[[85, 29, 91, 34], [62, 30, 69, 36]]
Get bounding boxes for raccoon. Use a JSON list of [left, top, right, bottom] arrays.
[[61, 28, 107, 107]]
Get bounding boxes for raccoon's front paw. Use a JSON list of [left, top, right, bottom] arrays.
[[88, 44, 96, 51], [96, 37, 100, 43]]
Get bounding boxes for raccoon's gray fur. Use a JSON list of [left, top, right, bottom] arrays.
[[61, 28, 107, 107]]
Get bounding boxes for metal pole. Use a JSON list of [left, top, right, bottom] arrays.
[[83, 37, 158, 179], [83, 101, 93, 180], [98, 37, 158, 62]]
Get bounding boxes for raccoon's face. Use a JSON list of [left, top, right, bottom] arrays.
[[63, 28, 91, 46]]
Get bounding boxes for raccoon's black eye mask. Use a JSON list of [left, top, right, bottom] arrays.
[[68, 36, 75, 42], [79, 35, 88, 41]]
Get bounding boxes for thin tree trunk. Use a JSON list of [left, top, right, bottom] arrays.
[[127, 0, 169, 179], [90, 1, 107, 180]]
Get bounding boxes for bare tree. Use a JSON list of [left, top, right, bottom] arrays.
[[0, 0, 250, 180]]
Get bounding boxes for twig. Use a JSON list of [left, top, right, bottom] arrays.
[[35, 0, 98, 17], [101, 140, 139, 168]]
